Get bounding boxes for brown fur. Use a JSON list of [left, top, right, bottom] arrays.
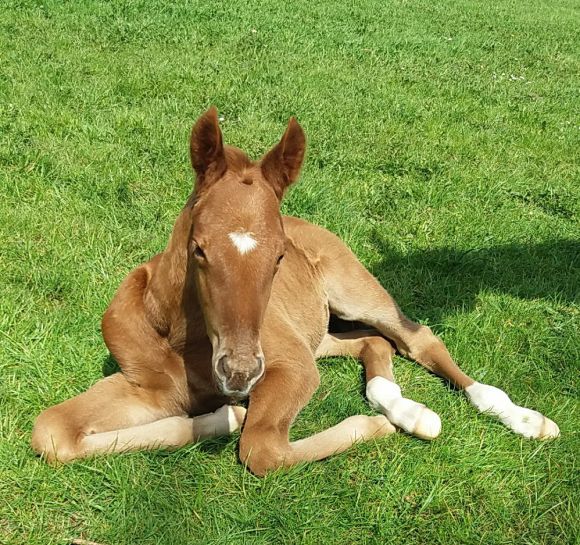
[[32, 108, 477, 474]]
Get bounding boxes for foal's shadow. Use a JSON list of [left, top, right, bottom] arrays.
[[195, 436, 233, 454], [366, 236, 578, 324], [329, 237, 578, 397], [331, 237, 578, 334]]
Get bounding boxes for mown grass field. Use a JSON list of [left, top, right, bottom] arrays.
[[1, 1, 578, 544]]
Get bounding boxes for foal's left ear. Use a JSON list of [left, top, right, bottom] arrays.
[[190, 106, 227, 193], [261, 117, 306, 200]]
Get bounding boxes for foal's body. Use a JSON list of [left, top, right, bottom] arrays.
[[32, 109, 559, 474]]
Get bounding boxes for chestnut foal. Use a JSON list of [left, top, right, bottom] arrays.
[[32, 108, 559, 475]]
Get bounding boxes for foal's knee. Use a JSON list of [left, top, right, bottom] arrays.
[[362, 335, 394, 357], [239, 435, 287, 477], [403, 324, 438, 358], [31, 408, 80, 463]]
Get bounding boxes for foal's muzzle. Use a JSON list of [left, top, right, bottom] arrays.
[[214, 354, 265, 398]]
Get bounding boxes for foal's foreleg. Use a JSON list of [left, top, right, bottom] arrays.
[[316, 332, 441, 440], [240, 347, 395, 476], [322, 248, 559, 439]]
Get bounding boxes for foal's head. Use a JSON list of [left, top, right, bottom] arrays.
[[187, 107, 306, 398]]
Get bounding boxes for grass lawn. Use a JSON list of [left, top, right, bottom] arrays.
[[1, 0, 578, 543]]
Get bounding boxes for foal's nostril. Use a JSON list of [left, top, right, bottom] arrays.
[[217, 355, 228, 379], [249, 356, 265, 382]]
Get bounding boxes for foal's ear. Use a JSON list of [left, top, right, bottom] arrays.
[[190, 106, 227, 192], [261, 117, 306, 199]]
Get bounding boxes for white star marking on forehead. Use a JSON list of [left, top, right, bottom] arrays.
[[228, 231, 258, 255]]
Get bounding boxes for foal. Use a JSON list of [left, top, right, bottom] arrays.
[[32, 108, 559, 475]]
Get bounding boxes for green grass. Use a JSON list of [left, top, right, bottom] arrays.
[[1, 0, 578, 543]]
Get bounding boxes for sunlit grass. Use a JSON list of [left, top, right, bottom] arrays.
[[0, 1, 578, 543]]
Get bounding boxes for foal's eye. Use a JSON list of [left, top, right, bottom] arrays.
[[276, 254, 284, 266], [193, 244, 206, 260]]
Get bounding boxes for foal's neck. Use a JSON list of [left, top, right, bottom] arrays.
[[145, 206, 205, 345]]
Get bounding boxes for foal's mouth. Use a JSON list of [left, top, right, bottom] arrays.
[[214, 376, 264, 400]]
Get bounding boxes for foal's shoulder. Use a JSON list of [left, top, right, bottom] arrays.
[[103, 253, 164, 323]]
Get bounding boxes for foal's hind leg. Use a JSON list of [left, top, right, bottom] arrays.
[[316, 332, 441, 440], [81, 405, 246, 458], [32, 372, 245, 462], [321, 247, 559, 439]]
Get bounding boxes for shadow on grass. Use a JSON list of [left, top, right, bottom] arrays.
[[367, 237, 579, 325], [195, 435, 233, 455], [329, 238, 578, 390]]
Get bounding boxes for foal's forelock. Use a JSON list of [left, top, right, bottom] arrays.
[[187, 107, 306, 396]]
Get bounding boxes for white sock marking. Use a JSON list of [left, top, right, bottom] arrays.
[[465, 382, 559, 439], [366, 376, 441, 440], [229, 231, 258, 254]]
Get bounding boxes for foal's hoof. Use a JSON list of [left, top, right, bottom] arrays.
[[507, 409, 560, 440], [219, 405, 247, 433], [539, 417, 560, 440], [412, 408, 442, 441], [384, 398, 442, 440]]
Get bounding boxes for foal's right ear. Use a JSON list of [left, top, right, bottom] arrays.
[[190, 107, 227, 192]]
